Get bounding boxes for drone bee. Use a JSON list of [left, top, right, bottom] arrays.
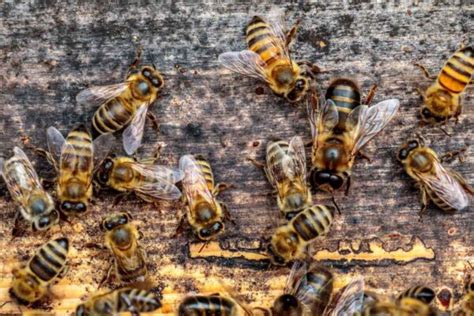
[[308, 88, 400, 193], [262, 136, 312, 220], [398, 138, 473, 213], [100, 212, 147, 285], [267, 204, 336, 266], [76, 49, 164, 155], [9, 238, 69, 305], [415, 45, 474, 124], [219, 14, 318, 103], [178, 294, 252, 316], [0, 147, 59, 232], [179, 154, 229, 240], [75, 287, 162, 316], [45, 125, 112, 215], [96, 154, 183, 203]]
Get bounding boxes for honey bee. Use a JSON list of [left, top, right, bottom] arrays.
[[9, 238, 69, 305], [100, 212, 147, 285], [397, 286, 435, 305], [414, 45, 474, 124], [96, 153, 183, 203], [179, 154, 230, 240], [397, 138, 473, 214], [178, 294, 251, 316], [0, 147, 59, 231], [76, 50, 164, 155], [453, 271, 474, 316], [307, 87, 400, 193], [75, 287, 162, 316], [219, 14, 318, 103], [267, 204, 336, 265], [261, 136, 312, 220], [45, 125, 112, 215]]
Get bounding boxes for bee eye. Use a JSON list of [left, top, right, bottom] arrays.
[[151, 77, 162, 88], [329, 175, 344, 189], [408, 140, 419, 149], [398, 148, 409, 160], [422, 108, 432, 118], [142, 69, 151, 78], [37, 216, 51, 229], [199, 228, 211, 239], [74, 203, 86, 213], [295, 79, 305, 90], [61, 201, 72, 211]]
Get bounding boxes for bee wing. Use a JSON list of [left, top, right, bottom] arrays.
[[93, 133, 115, 170], [323, 278, 365, 316], [285, 261, 309, 295], [415, 162, 470, 211], [283, 136, 306, 181], [122, 103, 150, 155], [46, 126, 66, 163], [258, 10, 291, 60], [294, 263, 335, 313], [320, 99, 340, 133], [130, 163, 184, 200], [179, 155, 215, 205], [3, 147, 44, 196], [76, 82, 129, 107], [306, 94, 327, 140], [218, 50, 268, 82], [349, 99, 400, 155]]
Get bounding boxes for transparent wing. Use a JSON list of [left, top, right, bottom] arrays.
[[13, 147, 41, 187], [179, 155, 215, 205], [266, 140, 289, 186], [320, 99, 340, 133], [46, 127, 66, 163], [306, 93, 326, 140], [415, 161, 470, 211], [218, 50, 268, 82], [285, 261, 309, 295], [130, 163, 184, 200], [349, 99, 400, 155], [123, 103, 150, 155], [324, 278, 365, 316], [93, 133, 115, 168], [258, 10, 291, 60], [295, 264, 335, 313], [282, 136, 306, 182], [76, 82, 129, 107]]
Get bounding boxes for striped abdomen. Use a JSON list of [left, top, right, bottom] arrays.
[[246, 16, 283, 67], [398, 286, 435, 304], [266, 140, 289, 177], [178, 295, 236, 316], [437, 46, 474, 94], [117, 288, 162, 313], [326, 79, 361, 133], [111, 227, 147, 283], [426, 186, 463, 212], [61, 126, 93, 175], [296, 266, 333, 315], [28, 238, 69, 283], [290, 205, 335, 242], [92, 96, 135, 136], [195, 155, 215, 191]]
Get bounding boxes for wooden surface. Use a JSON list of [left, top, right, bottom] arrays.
[[0, 1, 473, 315]]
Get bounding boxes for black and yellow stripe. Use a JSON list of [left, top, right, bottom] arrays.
[[246, 16, 282, 67], [438, 46, 474, 94], [266, 140, 289, 170], [326, 78, 361, 133], [427, 187, 459, 212], [61, 125, 93, 175], [178, 295, 235, 316], [398, 286, 435, 304], [117, 288, 162, 313], [195, 155, 215, 191], [28, 238, 69, 282], [92, 96, 134, 136], [291, 205, 335, 242], [300, 266, 333, 315]]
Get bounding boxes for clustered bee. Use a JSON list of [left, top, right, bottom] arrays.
[[0, 10, 472, 316]]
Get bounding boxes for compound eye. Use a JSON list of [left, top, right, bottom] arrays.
[[286, 89, 299, 102], [329, 175, 344, 189], [267, 244, 286, 265], [37, 216, 51, 229], [142, 69, 151, 78], [61, 201, 72, 211], [408, 140, 419, 149], [151, 77, 163, 88], [199, 228, 211, 239], [211, 222, 223, 234], [398, 148, 409, 160], [295, 79, 305, 90], [314, 171, 331, 184], [75, 203, 86, 213], [104, 159, 113, 170]]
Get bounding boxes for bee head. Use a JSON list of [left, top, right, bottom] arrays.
[[422, 89, 456, 123], [60, 201, 87, 215], [420, 106, 445, 124], [34, 210, 60, 231], [397, 139, 421, 162], [310, 169, 345, 191], [141, 65, 164, 89], [101, 212, 131, 231], [272, 294, 302, 316], [267, 243, 287, 266], [97, 157, 114, 185], [198, 221, 224, 240], [285, 77, 309, 103], [75, 304, 88, 316]]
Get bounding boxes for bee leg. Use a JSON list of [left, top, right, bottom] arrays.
[[11, 211, 25, 240], [440, 147, 467, 163], [458, 35, 468, 49], [57, 263, 69, 279], [146, 111, 160, 131], [173, 216, 187, 237], [418, 188, 429, 220], [246, 157, 265, 169], [357, 150, 372, 162], [345, 176, 352, 196], [285, 19, 300, 48], [31, 146, 58, 172], [413, 62, 436, 80], [113, 192, 131, 206], [221, 202, 236, 225], [98, 262, 114, 289], [213, 182, 232, 196], [364, 84, 378, 105], [128, 43, 143, 72]]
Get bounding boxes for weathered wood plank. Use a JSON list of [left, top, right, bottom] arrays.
[[0, 1, 473, 314]]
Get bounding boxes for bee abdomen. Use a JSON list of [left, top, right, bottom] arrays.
[[117, 261, 147, 283], [29, 238, 69, 282], [266, 140, 289, 166], [246, 16, 280, 65], [117, 288, 162, 312], [438, 46, 474, 93], [326, 78, 361, 110], [195, 155, 215, 190], [398, 286, 435, 304], [178, 295, 235, 316], [92, 97, 133, 135], [63, 128, 93, 173], [303, 267, 333, 314], [291, 205, 335, 242], [427, 188, 461, 212]]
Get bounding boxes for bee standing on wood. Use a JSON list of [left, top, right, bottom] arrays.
[[219, 13, 319, 103], [0, 147, 59, 232], [76, 48, 164, 155], [179, 154, 230, 240], [414, 44, 474, 124], [100, 212, 147, 286], [397, 137, 473, 214], [308, 86, 400, 194]]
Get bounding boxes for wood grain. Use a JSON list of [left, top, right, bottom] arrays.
[[0, 1, 473, 315]]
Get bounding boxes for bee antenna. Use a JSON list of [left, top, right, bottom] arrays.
[[198, 241, 209, 254], [152, 63, 157, 70], [331, 196, 342, 215]]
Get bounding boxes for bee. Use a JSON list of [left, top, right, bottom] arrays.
[[96, 153, 183, 203], [397, 286, 435, 305], [179, 154, 230, 240], [414, 45, 474, 124], [267, 204, 336, 265], [178, 294, 251, 316], [397, 137, 473, 213], [453, 272, 474, 316], [0, 147, 59, 231], [261, 136, 312, 220], [307, 87, 400, 193], [75, 287, 162, 316], [100, 212, 147, 285], [219, 14, 318, 103], [45, 125, 112, 215], [76, 49, 164, 155], [9, 238, 69, 305]]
